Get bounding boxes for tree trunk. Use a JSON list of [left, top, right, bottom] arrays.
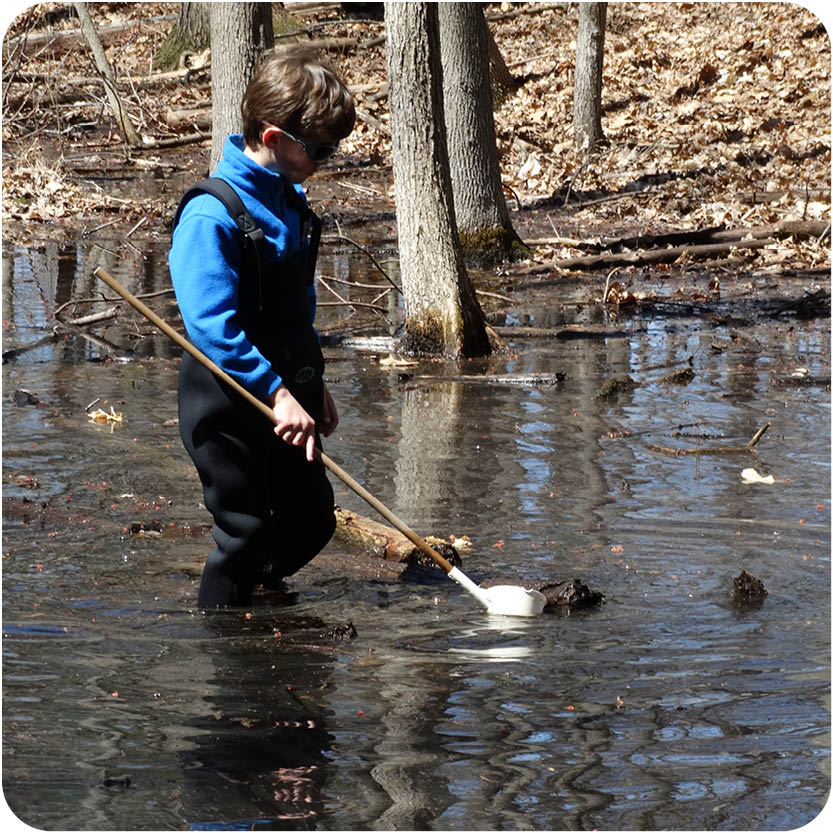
[[154, 2, 210, 71], [72, 2, 143, 149], [486, 20, 519, 107], [208, 2, 274, 172], [438, 2, 518, 263], [384, 1, 491, 359], [573, 1, 608, 155]]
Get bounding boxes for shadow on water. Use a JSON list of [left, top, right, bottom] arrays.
[[2, 235, 830, 830]]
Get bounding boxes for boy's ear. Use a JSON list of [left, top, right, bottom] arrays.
[[262, 125, 281, 147]]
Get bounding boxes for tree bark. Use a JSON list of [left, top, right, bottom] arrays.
[[573, 1, 607, 155], [438, 3, 517, 261], [384, 1, 491, 359], [72, 2, 143, 149], [154, 2, 210, 71], [208, 2, 274, 172], [485, 18, 519, 106]]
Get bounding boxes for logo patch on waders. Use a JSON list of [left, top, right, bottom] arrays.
[[294, 365, 316, 385]]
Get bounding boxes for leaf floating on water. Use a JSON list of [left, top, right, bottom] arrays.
[[88, 406, 123, 425], [378, 354, 418, 368], [449, 534, 472, 552], [741, 467, 775, 485]]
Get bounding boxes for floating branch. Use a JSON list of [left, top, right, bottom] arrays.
[[648, 422, 770, 457]]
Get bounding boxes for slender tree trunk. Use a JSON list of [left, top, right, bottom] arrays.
[[73, 2, 143, 148], [208, 2, 274, 172], [384, 1, 491, 359], [573, 1, 608, 155], [438, 2, 517, 262]]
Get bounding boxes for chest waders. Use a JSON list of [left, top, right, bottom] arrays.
[[173, 178, 335, 607]]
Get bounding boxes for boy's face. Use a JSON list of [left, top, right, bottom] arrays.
[[262, 126, 329, 184]]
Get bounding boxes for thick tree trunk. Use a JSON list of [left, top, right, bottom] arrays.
[[384, 1, 491, 359], [573, 1, 608, 155], [154, 2, 210, 71], [208, 2, 274, 172], [438, 3, 517, 262]]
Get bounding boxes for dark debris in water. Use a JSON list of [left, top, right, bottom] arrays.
[[127, 520, 163, 536], [594, 377, 638, 400], [404, 541, 463, 571], [535, 578, 606, 614], [12, 388, 41, 406], [101, 776, 131, 790], [324, 622, 358, 641], [659, 367, 696, 385], [733, 570, 767, 608], [272, 621, 359, 652]]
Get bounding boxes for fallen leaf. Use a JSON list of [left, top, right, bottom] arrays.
[[741, 467, 775, 485], [378, 354, 417, 368], [88, 406, 123, 425]]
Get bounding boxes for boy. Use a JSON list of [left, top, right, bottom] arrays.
[[169, 47, 355, 607]]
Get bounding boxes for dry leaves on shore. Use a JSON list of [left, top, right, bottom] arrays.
[[2, 2, 829, 256]]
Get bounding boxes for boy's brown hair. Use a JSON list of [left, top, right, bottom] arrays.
[[242, 46, 355, 148]]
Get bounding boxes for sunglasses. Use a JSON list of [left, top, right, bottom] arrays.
[[279, 127, 339, 163]]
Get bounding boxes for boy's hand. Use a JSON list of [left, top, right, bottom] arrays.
[[319, 382, 339, 437], [269, 385, 316, 462]]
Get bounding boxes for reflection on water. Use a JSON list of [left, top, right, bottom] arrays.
[[2, 239, 830, 830]]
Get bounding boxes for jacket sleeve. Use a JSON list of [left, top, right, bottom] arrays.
[[169, 203, 282, 400]]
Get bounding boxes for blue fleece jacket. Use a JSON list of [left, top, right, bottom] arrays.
[[169, 135, 316, 400]]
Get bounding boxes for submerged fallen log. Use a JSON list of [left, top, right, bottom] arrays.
[[335, 508, 604, 613], [401, 372, 566, 389], [334, 506, 465, 568], [494, 325, 631, 341], [334, 505, 414, 561]]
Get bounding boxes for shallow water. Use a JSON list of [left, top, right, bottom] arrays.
[[2, 239, 830, 830]]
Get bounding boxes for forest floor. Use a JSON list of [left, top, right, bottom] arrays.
[[2, 2, 830, 308]]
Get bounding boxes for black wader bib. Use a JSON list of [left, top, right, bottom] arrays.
[[174, 179, 335, 607]]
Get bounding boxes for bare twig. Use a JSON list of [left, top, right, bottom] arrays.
[[60, 307, 121, 326], [746, 422, 771, 449], [317, 274, 391, 291], [475, 289, 514, 304], [322, 231, 402, 294], [53, 287, 174, 321], [354, 107, 390, 136], [317, 300, 390, 313]]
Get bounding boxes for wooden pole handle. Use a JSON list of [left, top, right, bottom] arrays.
[[93, 267, 454, 573]]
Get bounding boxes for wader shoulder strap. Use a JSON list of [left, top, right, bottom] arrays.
[[173, 177, 265, 308]]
